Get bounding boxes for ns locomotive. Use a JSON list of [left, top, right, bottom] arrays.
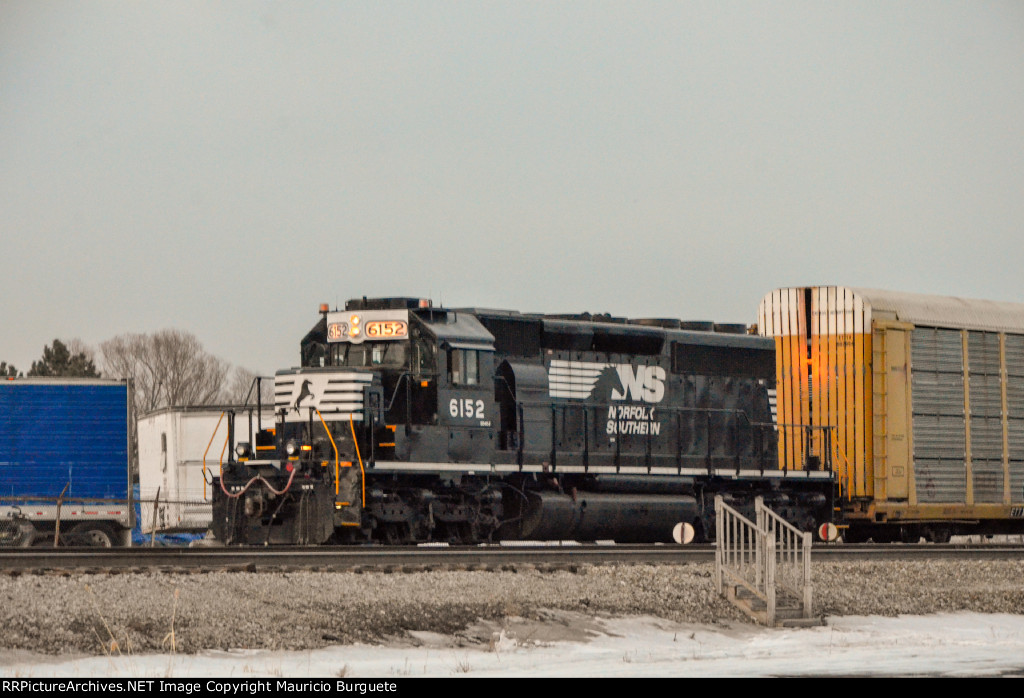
[[211, 297, 834, 545]]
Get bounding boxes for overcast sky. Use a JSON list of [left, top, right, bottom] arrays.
[[2, 1, 1022, 376]]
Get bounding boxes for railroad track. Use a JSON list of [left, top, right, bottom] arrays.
[[1, 542, 1023, 572]]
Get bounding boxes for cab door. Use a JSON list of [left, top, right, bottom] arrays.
[[439, 345, 496, 462]]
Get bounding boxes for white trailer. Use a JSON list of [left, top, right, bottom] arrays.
[[138, 405, 275, 533]]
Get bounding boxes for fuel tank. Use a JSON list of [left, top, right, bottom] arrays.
[[517, 490, 697, 543]]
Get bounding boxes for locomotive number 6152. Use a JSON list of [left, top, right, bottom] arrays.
[[366, 320, 408, 338], [450, 398, 485, 419]]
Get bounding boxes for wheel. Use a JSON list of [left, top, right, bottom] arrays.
[[926, 526, 952, 544], [1, 520, 36, 548], [69, 523, 114, 547], [842, 527, 868, 544], [379, 522, 410, 544], [899, 526, 922, 544], [870, 527, 898, 543]]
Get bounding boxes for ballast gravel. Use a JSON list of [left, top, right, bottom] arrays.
[[1, 560, 1023, 656]]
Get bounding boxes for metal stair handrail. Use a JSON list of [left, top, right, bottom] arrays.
[[714, 496, 776, 625], [756, 497, 813, 620], [715, 495, 814, 626]]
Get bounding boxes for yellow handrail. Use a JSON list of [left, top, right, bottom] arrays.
[[202, 412, 227, 501], [349, 414, 366, 508], [314, 408, 340, 495]]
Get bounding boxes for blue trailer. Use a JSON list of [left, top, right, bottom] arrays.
[[0, 378, 133, 547]]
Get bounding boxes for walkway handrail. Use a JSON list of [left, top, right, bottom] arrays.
[[202, 411, 227, 502], [516, 400, 794, 474]]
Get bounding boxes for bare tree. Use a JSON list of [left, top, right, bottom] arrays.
[[224, 366, 276, 406], [100, 330, 230, 413]]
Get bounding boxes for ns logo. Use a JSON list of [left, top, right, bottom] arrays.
[[548, 359, 666, 403], [603, 364, 666, 403]]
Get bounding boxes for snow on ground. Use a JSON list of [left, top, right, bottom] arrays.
[[2, 613, 1024, 678]]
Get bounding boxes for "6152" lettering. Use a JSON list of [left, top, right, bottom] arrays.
[[449, 398, 484, 419]]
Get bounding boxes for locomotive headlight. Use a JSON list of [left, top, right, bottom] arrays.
[[235, 442, 252, 459], [285, 439, 299, 456]]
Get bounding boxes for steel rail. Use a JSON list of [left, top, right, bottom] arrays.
[[0, 543, 1022, 572]]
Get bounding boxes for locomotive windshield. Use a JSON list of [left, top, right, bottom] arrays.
[[330, 340, 408, 368]]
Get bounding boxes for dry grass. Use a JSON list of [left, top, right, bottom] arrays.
[[84, 584, 125, 656], [84, 582, 183, 677], [162, 588, 180, 653]]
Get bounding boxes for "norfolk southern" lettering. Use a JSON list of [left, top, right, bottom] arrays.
[[606, 405, 661, 435]]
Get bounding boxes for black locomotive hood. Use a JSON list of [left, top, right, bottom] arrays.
[[417, 310, 495, 350]]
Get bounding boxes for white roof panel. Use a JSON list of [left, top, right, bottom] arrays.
[[756, 287, 1024, 334], [846, 287, 1024, 333], [760, 287, 1024, 335]]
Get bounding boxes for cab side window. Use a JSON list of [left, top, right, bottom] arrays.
[[304, 342, 327, 367], [414, 340, 436, 376], [448, 349, 479, 386]]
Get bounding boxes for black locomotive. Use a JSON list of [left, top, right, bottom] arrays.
[[212, 297, 834, 545]]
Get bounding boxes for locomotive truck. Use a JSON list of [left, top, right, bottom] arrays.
[[211, 297, 834, 545]]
